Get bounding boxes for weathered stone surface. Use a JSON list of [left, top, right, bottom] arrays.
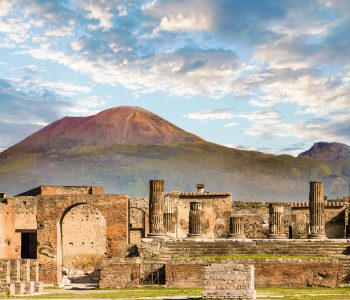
[[188, 202, 203, 238], [166, 263, 205, 288], [162, 258, 341, 289], [309, 182, 327, 239], [62, 204, 106, 271], [203, 264, 256, 300], [228, 215, 245, 239], [148, 180, 166, 237], [269, 203, 287, 239], [0, 259, 42, 296], [36, 194, 128, 284], [99, 259, 140, 288]]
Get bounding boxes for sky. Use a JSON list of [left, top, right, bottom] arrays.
[[0, 0, 349, 155]]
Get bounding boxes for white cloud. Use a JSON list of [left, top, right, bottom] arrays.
[[60, 96, 106, 115], [0, 0, 13, 17], [77, 0, 114, 30], [44, 28, 72, 37], [12, 64, 44, 74], [9, 77, 92, 96], [19, 45, 244, 99], [156, 13, 212, 33], [184, 109, 234, 121]]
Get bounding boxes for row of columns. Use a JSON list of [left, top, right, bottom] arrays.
[[148, 180, 329, 239], [148, 180, 205, 238]]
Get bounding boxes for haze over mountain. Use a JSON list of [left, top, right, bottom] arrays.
[[0, 106, 349, 200]]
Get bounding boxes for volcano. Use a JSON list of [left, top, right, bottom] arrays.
[[13, 106, 203, 152], [0, 106, 349, 200]]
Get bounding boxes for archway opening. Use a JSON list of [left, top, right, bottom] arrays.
[[61, 204, 106, 287]]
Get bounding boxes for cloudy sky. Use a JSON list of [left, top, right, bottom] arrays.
[[0, 0, 349, 155]]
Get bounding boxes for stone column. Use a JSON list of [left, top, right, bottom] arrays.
[[268, 203, 287, 239], [163, 195, 176, 235], [308, 181, 327, 239], [188, 202, 203, 238], [148, 180, 166, 237], [347, 209, 350, 238], [227, 216, 245, 239]]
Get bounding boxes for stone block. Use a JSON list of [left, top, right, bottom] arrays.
[[203, 264, 256, 300]]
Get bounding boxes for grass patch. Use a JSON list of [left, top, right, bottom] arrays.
[[5, 287, 350, 299], [175, 254, 329, 260], [13, 287, 202, 299], [257, 287, 350, 300]]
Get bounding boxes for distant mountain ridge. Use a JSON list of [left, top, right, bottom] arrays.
[[0, 106, 349, 200], [298, 142, 350, 161]]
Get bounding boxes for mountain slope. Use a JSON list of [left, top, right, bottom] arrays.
[[12, 106, 203, 152], [0, 106, 349, 200], [298, 142, 350, 161]]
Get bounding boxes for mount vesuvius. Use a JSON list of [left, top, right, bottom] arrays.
[[0, 106, 348, 200]]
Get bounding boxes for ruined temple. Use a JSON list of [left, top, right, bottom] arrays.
[[0, 180, 350, 294]]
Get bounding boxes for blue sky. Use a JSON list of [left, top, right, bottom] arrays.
[[0, 0, 349, 155]]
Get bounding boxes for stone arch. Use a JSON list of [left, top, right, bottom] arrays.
[[60, 203, 106, 281]]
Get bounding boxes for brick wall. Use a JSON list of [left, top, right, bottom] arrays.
[[36, 194, 129, 284], [165, 258, 341, 288], [165, 263, 205, 288], [99, 259, 140, 288]]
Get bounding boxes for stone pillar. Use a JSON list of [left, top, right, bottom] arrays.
[[163, 195, 176, 235], [148, 180, 166, 237], [347, 208, 350, 238], [188, 202, 203, 238], [227, 216, 245, 239], [268, 203, 287, 239], [308, 181, 327, 239]]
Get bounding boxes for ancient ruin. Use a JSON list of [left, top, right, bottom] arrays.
[[0, 179, 350, 295]]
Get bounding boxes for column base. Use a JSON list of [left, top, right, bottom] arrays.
[[268, 234, 287, 239], [227, 234, 246, 240], [308, 233, 327, 239], [147, 233, 168, 239], [187, 233, 203, 239]]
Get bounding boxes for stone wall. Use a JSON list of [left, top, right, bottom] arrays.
[[36, 194, 129, 284], [164, 258, 341, 288], [128, 195, 347, 241], [17, 185, 104, 196], [203, 264, 256, 300], [0, 259, 43, 296], [291, 202, 347, 238], [233, 201, 347, 239], [99, 259, 139, 288], [0, 196, 39, 260], [171, 192, 232, 238], [232, 201, 291, 238], [0, 201, 21, 259], [62, 204, 106, 271], [165, 263, 205, 288], [129, 197, 149, 244]]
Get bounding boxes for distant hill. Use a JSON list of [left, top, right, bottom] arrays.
[[0, 106, 349, 200], [298, 142, 350, 161]]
